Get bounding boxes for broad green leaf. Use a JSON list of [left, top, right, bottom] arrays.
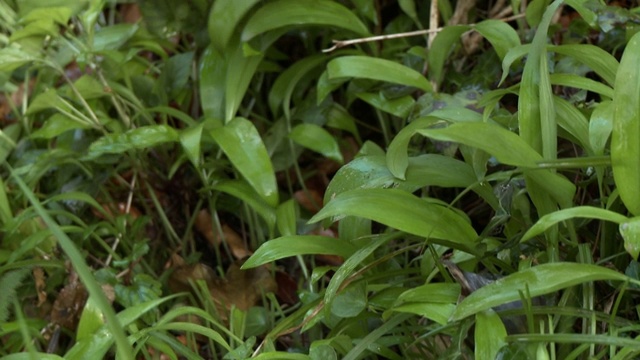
[[356, 92, 415, 118], [611, 31, 640, 216], [84, 125, 179, 160], [0, 46, 38, 72], [331, 281, 367, 318], [199, 45, 226, 120], [309, 189, 478, 250], [427, 26, 469, 87], [31, 114, 93, 139], [417, 122, 541, 168], [269, 54, 328, 119], [276, 199, 297, 237], [386, 117, 440, 179], [210, 117, 278, 206], [589, 101, 614, 156], [179, 123, 203, 168], [242, 236, 357, 268], [549, 73, 614, 99], [208, 0, 261, 51], [500, 45, 530, 86], [389, 303, 455, 325], [68, 75, 106, 100], [620, 217, 640, 259], [554, 96, 591, 153], [326, 103, 360, 142], [325, 155, 477, 204], [551, 44, 619, 87], [2, 355, 64, 360], [475, 309, 507, 360], [394, 283, 460, 304], [241, 0, 370, 41], [224, 44, 264, 122], [92, 24, 138, 51], [327, 56, 432, 92], [474, 20, 520, 60], [289, 124, 343, 163], [76, 296, 105, 342], [521, 206, 628, 243], [417, 122, 575, 208], [451, 263, 629, 321], [212, 180, 276, 232]]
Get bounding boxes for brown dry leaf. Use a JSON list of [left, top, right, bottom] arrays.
[[33, 267, 47, 307], [275, 271, 298, 305], [120, 3, 142, 23], [194, 209, 250, 259], [50, 273, 88, 331], [168, 260, 278, 314]]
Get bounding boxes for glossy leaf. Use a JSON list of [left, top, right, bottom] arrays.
[[241, 0, 370, 41], [554, 96, 591, 153], [241, 236, 357, 269], [179, 123, 203, 167], [210, 117, 279, 207], [276, 199, 297, 237], [84, 125, 179, 160], [327, 56, 432, 92], [521, 206, 628, 242], [309, 188, 478, 250], [289, 124, 343, 163], [76, 296, 106, 342], [199, 45, 227, 120], [589, 101, 614, 156], [551, 44, 619, 87], [208, 0, 261, 51], [549, 73, 614, 99], [356, 92, 415, 118], [325, 155, 477, 203], [611, 31, 640, 216], [451, 263, 629, 321], [620, 217, 640, 259]]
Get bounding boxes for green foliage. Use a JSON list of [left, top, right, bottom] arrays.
[[2, 0, 640, 358]]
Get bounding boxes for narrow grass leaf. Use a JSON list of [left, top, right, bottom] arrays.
[[500, 45, 530, 86], [242, 236, 357, 269], [309, 188, 478, 249], [475, 309, 507, 360], [210, 117, 279, 207], [521, 206, 628, 242], [289, 124, 343, 163], [8, 167, 133, 360], [611, 31, 640, 216], [327, 56, 432, 92], [451, 263, 629, 321], [242, 0, 370, 41]]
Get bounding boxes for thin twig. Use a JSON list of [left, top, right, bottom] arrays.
[[322, 13, 526, 53]]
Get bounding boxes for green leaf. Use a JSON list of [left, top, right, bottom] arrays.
[[212, 180, 276, 232], [620, 217, 640, 259], [325, 155, 477, 203], [474, 20, 520, 60], [427, 25, 469, 87], [31, 114, 93, 139], [276, 199, 297, 237], [356, 92, 415, 118], [327, 56, 432, 92], [179, 123, 203, 167], [309, 189, 478, 251], [611, 31, 640, 216], [331, 281, 367, 318], [386, 117, 440, 179], [451, 263, 629, 321], [92, 24, 139, 51], [554, 96, 590, 153], [84, 125, 179, 160], [199, 45, 227, 120], [76, 296, 106, 342], [242, 236, 357, 269], [210, 117, 278, 207], [551, 44, 619, 87], [241, 0, 370, 41], [521, 206, 628, 242], [208, 0, 262, 51], [549, 73, 614, 99], [475, 309, 507, 360], [589, 101, 614, 156], [289, 124, 343, 163]]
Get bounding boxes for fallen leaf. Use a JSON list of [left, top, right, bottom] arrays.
[[33, 267, 47, 307], [195, 209, 250, 259]]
